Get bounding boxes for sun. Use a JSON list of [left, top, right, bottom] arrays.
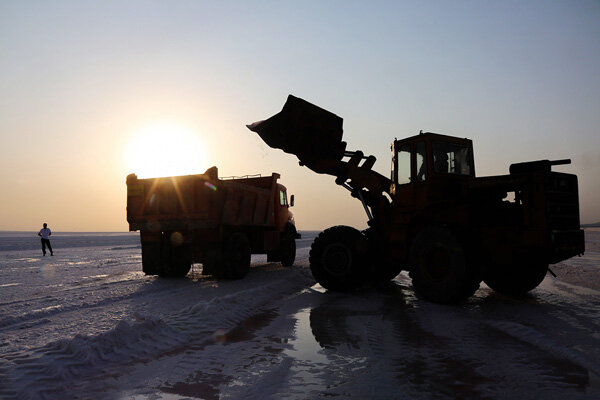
[[124, 122, 208, 178]]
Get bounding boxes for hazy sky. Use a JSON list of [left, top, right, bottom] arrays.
[[1, 0, 599, 231]]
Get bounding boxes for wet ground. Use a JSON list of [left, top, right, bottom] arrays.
[[1, 231, 599, 399]]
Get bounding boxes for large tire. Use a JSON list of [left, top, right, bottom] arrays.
[[148, 232, 191, 278], [280, 236, 296, 267], [409, 226, 480, 304], [141, 241, 163, 275], [163, 243, 192, 277], [140, 231, 166, 275], [309, 226, 367, 291], [223, 233, 251, 279], [483, 260, 547, 295]]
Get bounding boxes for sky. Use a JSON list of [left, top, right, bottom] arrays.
[[1, 0, 599, 231]]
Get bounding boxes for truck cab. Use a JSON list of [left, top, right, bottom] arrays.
[[275, 183, 298, 238]]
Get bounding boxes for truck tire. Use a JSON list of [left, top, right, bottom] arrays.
[[409, 226, 480, 304], [141, 244, 164, 275], [483, 260, 547, 295], [162, 243, 192, 277], [309, 226, 367, 291], [280, 235, 296, 267], [223, 233, 251, 279], [140, 232, 164, 275]]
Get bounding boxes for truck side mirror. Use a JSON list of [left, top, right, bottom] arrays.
[[290, 194, 295, 207]]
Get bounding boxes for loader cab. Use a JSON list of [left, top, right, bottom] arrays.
[[391, 132, 475, 206]]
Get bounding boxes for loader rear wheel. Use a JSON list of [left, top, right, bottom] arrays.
[[483, 260, 547, 295], [223, 233, 251, 279], [309, 226, 367, 291], [409, 226, 480, 304]]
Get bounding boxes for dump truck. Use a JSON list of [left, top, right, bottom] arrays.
[[126, 166, 299, 279], [248, 95, 585, 303]]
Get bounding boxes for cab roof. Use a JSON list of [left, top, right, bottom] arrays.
[[393, 131, 473, 147]]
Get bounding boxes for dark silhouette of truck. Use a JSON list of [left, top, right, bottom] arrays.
[[126, 166, 299, 279], [248, 95, 585, 303]]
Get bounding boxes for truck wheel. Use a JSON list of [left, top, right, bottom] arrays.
[[141, 242, 162, 275], [483, 261, 547, 295], [409, 227, 480, 304], [140, 232, 165, 275], [280, 236, 296, 267], [309, 226, 367, 291], [163, 243, 192, 277], [224, 233, 251, 279]]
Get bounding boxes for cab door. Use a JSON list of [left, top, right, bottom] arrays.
[[413, 140, 429, 207], [391, 143, 414, 208], [274, 184, 290, 232]]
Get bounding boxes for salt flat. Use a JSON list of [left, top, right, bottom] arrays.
[[1, 230, 599, 399]]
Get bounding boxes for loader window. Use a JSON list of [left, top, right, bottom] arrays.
[[279, 190, 288, 206], [433, 141, 472, 176], [416, 141, 427, 182], [397, 144, 411, 185]]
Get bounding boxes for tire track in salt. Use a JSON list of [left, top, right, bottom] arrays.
[[0, 267, 315, 400]]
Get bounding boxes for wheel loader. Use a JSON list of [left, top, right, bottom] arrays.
[[247, 95, 585, 303]]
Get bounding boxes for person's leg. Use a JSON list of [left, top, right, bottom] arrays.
[[47, 240, 53, 256], [41, 239, 46, 256]]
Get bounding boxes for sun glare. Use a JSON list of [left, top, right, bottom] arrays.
[[124, 123, 208, 178]]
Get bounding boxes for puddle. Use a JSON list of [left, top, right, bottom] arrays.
[[160, 370, 232, 400], [283, 308, 329, 395], [285, 308, 329, 364], [221, 309, 278, 343], [282, 307, 366, 396]]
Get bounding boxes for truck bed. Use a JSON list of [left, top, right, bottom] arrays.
[[126, 170, 280, 232]]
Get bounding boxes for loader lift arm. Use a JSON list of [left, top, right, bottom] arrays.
[[247, 95, 392, 222]]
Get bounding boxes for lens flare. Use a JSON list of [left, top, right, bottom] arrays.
[[170, 232, 184, 247], [204, 181, 217, 191]]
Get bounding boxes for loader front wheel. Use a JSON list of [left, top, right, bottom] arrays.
[[483, 260, 547, 295], [309, 226, 367, 291], [409, 227, 480, 304]]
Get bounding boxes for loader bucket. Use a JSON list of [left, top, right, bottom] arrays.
[[247, 95, 347, 164]]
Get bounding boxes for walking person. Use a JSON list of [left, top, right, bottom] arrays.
[[38, 223, 54, 256]]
